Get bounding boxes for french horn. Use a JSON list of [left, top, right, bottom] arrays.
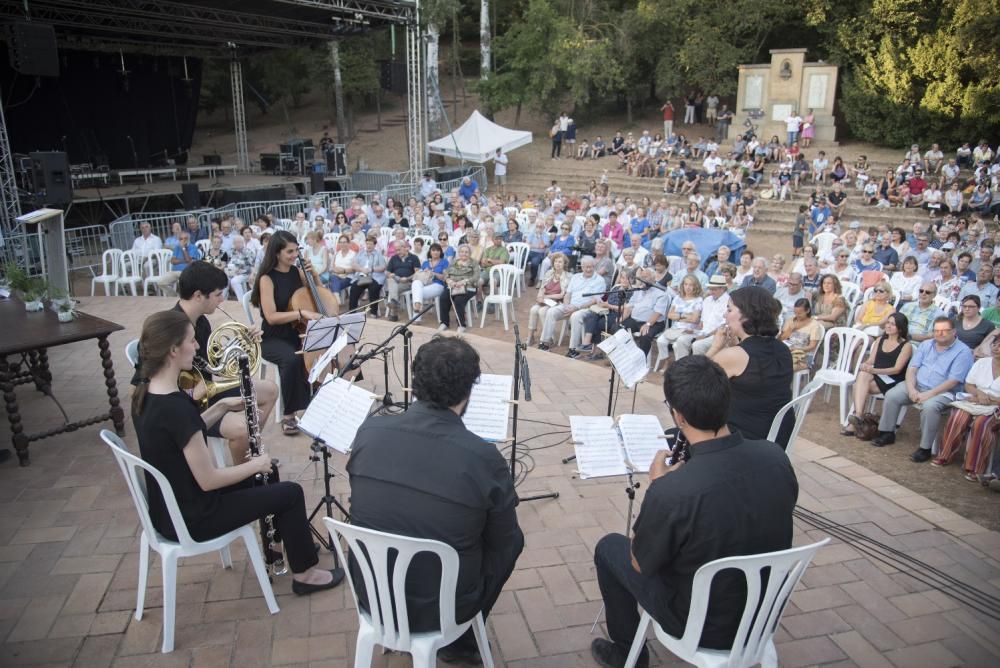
[[178, 321, 261, 409]]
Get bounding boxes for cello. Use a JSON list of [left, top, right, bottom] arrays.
[[288, 255, 341, 377]]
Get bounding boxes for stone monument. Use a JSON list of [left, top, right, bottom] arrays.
[[731, 48, 838, 144]]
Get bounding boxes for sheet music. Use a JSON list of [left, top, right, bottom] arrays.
[[337, 312, 367, 344], [298, 377, 377, 454], [618, 414, 666, 472], [569, 415, 628, 478], [308, 334, 349, 384], [597, 329, 649, 389], [303, 317, 341, 352], [462, 374, 513, 441]]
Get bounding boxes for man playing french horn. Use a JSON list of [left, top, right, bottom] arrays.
[[131, 262, 278, 464]]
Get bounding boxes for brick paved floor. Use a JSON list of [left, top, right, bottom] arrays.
[[0, 296, 998, 667]]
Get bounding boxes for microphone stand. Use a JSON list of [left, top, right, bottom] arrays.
[[511, 323, 559, 503], [125, 135, 151, 194]]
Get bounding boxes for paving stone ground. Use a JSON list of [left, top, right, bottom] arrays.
[[0, 296, 998, 667]]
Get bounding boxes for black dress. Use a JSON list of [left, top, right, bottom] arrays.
[[728, 336, 794, 447], [261, 267, 311, 414], [872, 336, 907, 394]]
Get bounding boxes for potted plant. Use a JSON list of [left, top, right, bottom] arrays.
[[49, 288, 76, 322], [2, 263, 46, 310]]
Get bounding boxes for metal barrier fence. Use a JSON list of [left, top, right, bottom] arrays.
[[266, 200, 311, 221], [350, 170, 405, 193], [65, 225, 112, 279], [200, 203, 236, 227], [108, 211, 206, 251]]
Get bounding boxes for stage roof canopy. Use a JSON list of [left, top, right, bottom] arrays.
[[0, 0, 416, 58]]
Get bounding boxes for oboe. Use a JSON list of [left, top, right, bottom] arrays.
[[237, 354, 287, 576]]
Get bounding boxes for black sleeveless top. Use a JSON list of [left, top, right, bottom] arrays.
[[873, 336, 907, 384], [262, 267, 304, 346], [728, 336, 793, 444]]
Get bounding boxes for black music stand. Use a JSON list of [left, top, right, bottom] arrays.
[[510, 324, 559, 503]]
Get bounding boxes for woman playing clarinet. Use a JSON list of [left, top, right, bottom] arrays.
[[132, 309, 342, 595]]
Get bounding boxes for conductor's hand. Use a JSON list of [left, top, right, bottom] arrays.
[[648, 448, 684, 481], [251, 453, 274, 476]]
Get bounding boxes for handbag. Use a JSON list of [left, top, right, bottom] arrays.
[[355, 275, 373, 288], [854, 413, 880, 441]]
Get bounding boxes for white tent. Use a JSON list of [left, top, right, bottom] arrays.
[[427, 110, 533, 163]]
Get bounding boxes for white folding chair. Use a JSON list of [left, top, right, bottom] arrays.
[[143, 249, 176, 296], [91, 248, 123, 296], [101, 430, 278, 653], [480, 265, 518, 331], [116, 250, 144, 297], [240, 293, 283, 424], [125, 338, 230, 465], [767, 378, 823, 456], [506, 242, 530, 297], [811, 231, 837, 256], [840, 281, 862, 310], [813, 326, 871, 426], [322, 518, 494, 668], [195, 238, 211, 257], [624, 538, 830, 668]]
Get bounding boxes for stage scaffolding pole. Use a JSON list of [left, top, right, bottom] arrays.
[[230, 55, 251, 173], [405, 1, 426, 181], [0, 90, 25, 270]]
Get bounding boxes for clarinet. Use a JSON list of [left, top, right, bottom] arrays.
[[237, 354, 288, 576], [665, 427, 692, 466]]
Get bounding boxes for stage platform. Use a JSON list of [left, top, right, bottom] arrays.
[[0, 295, 998, 666]]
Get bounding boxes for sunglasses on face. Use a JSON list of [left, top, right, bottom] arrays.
[[918, 289, 935, 295], [873, 288, 887, 293]]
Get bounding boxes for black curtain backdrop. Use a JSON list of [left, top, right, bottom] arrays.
[[2, 49, 203, 169]]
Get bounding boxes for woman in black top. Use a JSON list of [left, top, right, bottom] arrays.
[[705, 287, 794, 447], [251, 230, 324, 435], [844, 312, 913, 436], [955, 295, 995, 349], [132, 309, 342, 595]]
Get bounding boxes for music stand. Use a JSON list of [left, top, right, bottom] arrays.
[[511, 324, 559, 503]]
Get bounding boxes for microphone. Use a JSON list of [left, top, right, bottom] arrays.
[[634, 276, 667, 291]]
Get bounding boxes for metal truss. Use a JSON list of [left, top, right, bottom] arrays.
[[230, 59, 251, 173], [272, 0, 416, 24], [405, 11, 426, 179]]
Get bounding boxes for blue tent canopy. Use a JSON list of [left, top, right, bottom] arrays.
[[660, 229, 747, 268]]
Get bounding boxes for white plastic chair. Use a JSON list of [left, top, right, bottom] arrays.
[[101, 430, 278, 653], [480, 265, 518, 331], [240, 292, 283, 424], [195, 238, 211, 257], [125, 338, 230, 466], [322, 518, 494, 668], [811, 231, 837, 256], [506, 242, 530, 297], [143, 249, 176, 296], [116, 250, 144, 297], [624, 538, 830, 668], [91, 248, 123, 296], [767, 378, 823, 456], [840, 282, 862, 310], [813, 326, 871, 426]]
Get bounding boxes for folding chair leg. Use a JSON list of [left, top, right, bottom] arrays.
[[500, 304, 509, 331], [839, 385, 850, 426], [410, 641, 436, 668], [354, 629, 377, 668], [135, 532, 150, 621], [243, 531, 280, 614], [761, 639, 778, 668], [624, 611, 653, 668]]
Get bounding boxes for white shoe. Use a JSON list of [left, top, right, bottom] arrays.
[[438, 323, 447, 332], [457, 326, 466, 334]]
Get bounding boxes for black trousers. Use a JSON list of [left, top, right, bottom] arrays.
[[261, 337, 310, 415], [595, 533, 680, 651], [348, 280, 382, 313], [619, 317, 666, 355], [187, 480, 319, 574], [441, 288, 474, 327]]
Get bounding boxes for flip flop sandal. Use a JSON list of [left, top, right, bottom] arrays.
[[282, 419, 300, 436]]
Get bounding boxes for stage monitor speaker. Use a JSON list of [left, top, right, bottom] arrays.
[[259, 153, 280, 173], [326, 146, 347, 176], [5, 22, 58, 77], [309, 172, 325, 195], [181, 182, 200, 210], [435, 167, 466, 183], [323, 178, 344, 192], [301, 146, 315, 164], [30, 151, 72, 204]]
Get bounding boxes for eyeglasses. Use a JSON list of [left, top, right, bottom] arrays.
[[438, 237, 448, 240], [872, 288, 887, 293], [862, 250, 873, 254], [918, 289, 935, 295]]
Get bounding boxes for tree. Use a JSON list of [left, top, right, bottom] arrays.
[[423, 0, 461, 139]]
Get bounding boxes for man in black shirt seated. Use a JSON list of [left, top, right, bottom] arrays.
[[347, 336, 524, 663], [385, 239, 422, 321], [591, 356, 798, 668]]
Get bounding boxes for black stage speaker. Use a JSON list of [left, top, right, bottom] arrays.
[[181, 182, 200, 210], [326, 146, 347, 176], [5, 22, 58, 77], [202, 154, 222, 166], [310, 172, 325, 195], [30, 151, 72, 204], [259, 153, 280, 173]]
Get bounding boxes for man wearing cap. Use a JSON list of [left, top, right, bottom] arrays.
[[674, 275, 730, 359], [458, 175, 478, 202], [808, 197, 833, 235]]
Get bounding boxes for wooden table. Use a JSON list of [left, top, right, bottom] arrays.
[[0, 298, 125, 466]]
